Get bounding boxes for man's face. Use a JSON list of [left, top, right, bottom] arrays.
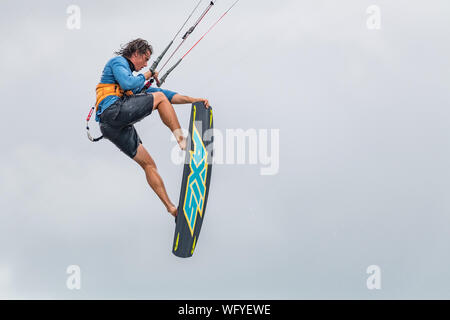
[[133, 50, 151, 71]]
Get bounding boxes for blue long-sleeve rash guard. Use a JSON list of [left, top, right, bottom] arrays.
[[95, 56, 177, 121]]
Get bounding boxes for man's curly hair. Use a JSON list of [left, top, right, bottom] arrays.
[[115, 38, 153, 58]]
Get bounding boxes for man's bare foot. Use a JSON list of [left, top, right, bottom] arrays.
[[173, 129, 187, 151], [168, 206, 178, 218], [177, 136, 187, 151]]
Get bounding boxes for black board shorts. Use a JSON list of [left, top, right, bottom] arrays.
[[99, 93, 154, 159]]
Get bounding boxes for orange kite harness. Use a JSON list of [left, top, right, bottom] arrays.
[[95, 83, 133, 110]]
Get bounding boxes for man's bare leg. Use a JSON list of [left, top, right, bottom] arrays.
[[133, 144, 177, 217], [152, 92, 186, 150]]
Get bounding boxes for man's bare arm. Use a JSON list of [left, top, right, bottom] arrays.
[[171, 94, 210, 108]]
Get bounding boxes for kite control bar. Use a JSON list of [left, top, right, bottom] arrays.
[[142, 0, 240, 89], [157, 0, 240, 87], [144, 0, 206, 90]]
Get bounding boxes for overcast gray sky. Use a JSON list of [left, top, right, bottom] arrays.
[[1, 0, 450, 299]]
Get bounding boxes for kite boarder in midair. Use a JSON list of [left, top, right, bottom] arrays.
[[94, 39, 210, 219]]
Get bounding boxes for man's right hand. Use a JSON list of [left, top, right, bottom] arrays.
[[144, 70, 159, 81], [151, 70, 159, 80], [144, 70, 161, 87], [152, 71, 161, 87]]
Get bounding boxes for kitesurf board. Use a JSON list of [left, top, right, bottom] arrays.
[[172, 102, 213, 258]]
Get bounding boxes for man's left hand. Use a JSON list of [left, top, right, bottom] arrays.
[[196, 98, 210, 108]]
